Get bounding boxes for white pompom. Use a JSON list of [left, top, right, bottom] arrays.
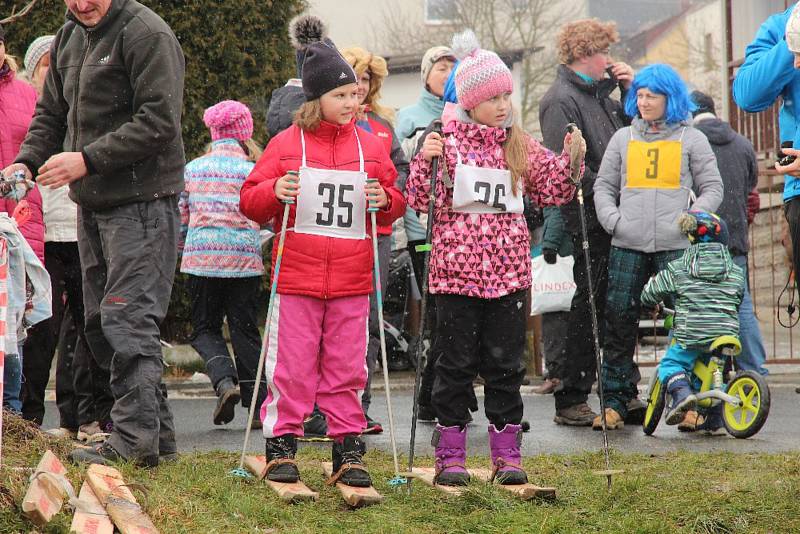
[[451, 29, 480, 60]]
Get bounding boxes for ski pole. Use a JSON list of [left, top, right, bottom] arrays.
[[407, 120, 443, 490], [367, 179, 404, 486], [231, 170, 297, 478], [566, 124, 619, 490]]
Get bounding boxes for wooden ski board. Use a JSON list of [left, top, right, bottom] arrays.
[[321, 462, 383, 508], [85, 464, 160, 534], [406, 467, 465, 495], [22, 450, 71, 526], [70, 481, 114, 534], [244, 455, 318, 503], [469, 468, 557, 500]]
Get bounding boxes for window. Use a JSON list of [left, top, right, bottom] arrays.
[[425, 0, 458, 24]]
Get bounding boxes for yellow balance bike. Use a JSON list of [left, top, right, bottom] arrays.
[[642, 308, 770, 438]]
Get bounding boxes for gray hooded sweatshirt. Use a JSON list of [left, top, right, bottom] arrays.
[[594, 118, 723, 252]]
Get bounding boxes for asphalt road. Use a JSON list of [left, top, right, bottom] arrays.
[[40, 384, 800, 457]]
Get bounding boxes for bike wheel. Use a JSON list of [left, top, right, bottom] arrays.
[[723, 370, 770, 439], [643, 374, 665, 435]]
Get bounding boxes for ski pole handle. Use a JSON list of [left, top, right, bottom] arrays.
[[367, 178, 379, 213], [283, 170, 298, 205]]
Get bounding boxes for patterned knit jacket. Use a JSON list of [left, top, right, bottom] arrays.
[[406, 119, 577, 299], [640, 242, 745, 349], [179, 139, 264, 278]]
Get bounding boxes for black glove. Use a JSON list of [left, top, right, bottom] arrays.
[[542, 248, 557, 264]]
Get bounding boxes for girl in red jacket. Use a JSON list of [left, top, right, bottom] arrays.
[[240, 36, 405, 488], [406, 31, 582, 487]]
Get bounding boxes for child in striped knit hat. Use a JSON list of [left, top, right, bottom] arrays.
[[641, 211, 744, 433], [406, 30, 585, 487], [179, 100, 266, 430]]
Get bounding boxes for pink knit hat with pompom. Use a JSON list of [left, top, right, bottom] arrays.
[[203, 100, 253, 141], [451, 30, 513, 111]]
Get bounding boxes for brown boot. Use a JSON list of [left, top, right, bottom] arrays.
[[592, 408, 624, 430], [677, 410, 705, 432], [533, 378, 560, 395], [553, 402, 597, 426]]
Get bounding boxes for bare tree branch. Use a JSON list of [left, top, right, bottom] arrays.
[[1, 0, 39, 25], [375, 0, 573, 130]]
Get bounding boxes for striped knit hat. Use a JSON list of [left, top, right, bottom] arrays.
[[451, 29, 513, 111], [203, 100, 253, 141], [24, 35, 55, 73]]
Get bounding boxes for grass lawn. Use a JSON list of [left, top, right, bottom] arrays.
[[1, 413, 798, 533]]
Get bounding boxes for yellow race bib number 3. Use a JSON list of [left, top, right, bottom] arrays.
[[626, 139, 682, 189]]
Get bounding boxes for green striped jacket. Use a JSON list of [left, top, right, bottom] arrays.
[[640, 242, 745, 349]]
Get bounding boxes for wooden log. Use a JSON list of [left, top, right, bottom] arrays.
[[321, 462, 383, 508], [70, 481, 113, 534], [85, 464, 159, 534], [405, 467, 464, 495], [469, 468, 556, 500], [244, 455, 318, 503], [21, 450, 72, 526]]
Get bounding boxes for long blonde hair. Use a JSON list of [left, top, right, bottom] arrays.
[[241, 139, 263, 162], [293, 99, 323, 131], [503, 120, 530, 196], [4, 55, 19, 73], [341, 46, 395, 125]]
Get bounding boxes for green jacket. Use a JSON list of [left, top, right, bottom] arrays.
[[541, 207, 573, 257], [640, 242, 745, 349], [16, 0, 185, 210]]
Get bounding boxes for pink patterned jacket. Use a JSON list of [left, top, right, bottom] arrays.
[[406, 120, 577, 298]]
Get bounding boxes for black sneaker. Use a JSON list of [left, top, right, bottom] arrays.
[[302, 412, 329, 440], [265, 435, 300, 483], [417, 404, 437, 423], [213, 377, 241, 426], [362, 415, 383, 435], [625, 397, 647, 425], [331, 436, 372, 487]]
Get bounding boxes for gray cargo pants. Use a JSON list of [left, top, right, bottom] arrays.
[[78, 197, 178, 465]]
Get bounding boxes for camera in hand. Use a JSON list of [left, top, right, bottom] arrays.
[[777, 141, 796, 167]]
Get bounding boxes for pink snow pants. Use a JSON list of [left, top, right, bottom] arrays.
[[260, 293, 369, 439]]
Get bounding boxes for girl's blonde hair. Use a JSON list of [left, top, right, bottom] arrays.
[[341, 46, 395, 125], [240, 138, 263, 162], [503, 119, 530, 196], [4, 55, 19, 73], [293, 99, 323, 131]]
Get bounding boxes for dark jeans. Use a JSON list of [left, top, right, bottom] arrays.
[[79, 197, 178, 463], [431, 291, 526, 427], [21, 241, 111, 428], [361, 234, 390, 414], [785, 198, 800, 303], [541, 310, 570, 380], [186, 275, 265, 409], [601, 246, 681, 417], [553, 230, 610, 410]]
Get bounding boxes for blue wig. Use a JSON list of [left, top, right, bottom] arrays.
[[624, 63, 696, 124], [443, 60, 460, 104]]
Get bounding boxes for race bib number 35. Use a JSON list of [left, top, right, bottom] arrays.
[[294, 166, 367, 240], [626, 139, 682, 189]]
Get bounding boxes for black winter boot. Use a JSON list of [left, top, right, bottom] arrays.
[[330, 436, 372, 487], [213, 376, 240, 426], [264, 435, 300, 483]]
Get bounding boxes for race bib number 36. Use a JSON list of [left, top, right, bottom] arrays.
[[294, 166, 367, 240], [626, 139, 682, 189]]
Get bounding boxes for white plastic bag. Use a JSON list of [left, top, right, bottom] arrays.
[[530, 254, 576, 315]]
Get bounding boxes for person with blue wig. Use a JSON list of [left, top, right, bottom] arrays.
[[592, 63, 723, 430]]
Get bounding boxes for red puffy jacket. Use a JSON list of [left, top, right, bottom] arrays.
[[240, 119, 405, 299], [0, 69, 44, 262]]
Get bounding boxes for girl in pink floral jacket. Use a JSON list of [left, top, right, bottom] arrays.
[[405, 30, 582, 488]]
